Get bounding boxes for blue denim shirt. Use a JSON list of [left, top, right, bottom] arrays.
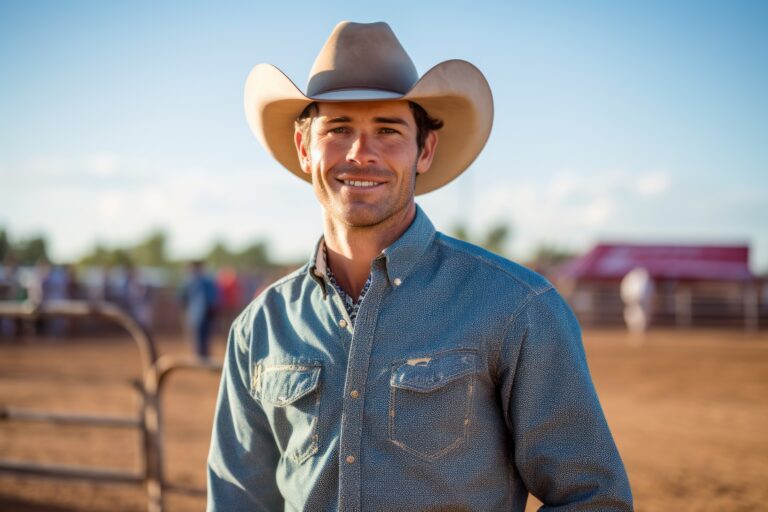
[[207, 206, 633, 511]]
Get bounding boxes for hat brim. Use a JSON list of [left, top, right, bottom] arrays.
[[244, 59, 493, 195]]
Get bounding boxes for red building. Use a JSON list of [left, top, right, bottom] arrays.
[[553, 243, 763, 329]]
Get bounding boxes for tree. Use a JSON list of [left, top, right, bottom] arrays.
[[449, 222, 469, 243], [237, 241, 271, 269], [528, 244, 576, 274], [131, 231, 168, 267], [206, 240, 234, 268], [482, 223, 511, 256], [0, 229, 8, 262], [79, 245, 133, 267], [15, 236, 49, 265], [448, 221, 513, 257]]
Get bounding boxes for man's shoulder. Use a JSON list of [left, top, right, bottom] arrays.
[[231, 264, 311, 330], [433, 232, 553, 296]]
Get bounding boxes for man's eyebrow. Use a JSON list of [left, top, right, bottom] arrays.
[[321, 116, 408, 125], [373, 116, 409, 125]]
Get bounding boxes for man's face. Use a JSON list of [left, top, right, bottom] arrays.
[[295, 101, 437, 229]]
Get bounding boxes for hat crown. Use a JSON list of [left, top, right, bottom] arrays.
[[306, 21, 419, 98]]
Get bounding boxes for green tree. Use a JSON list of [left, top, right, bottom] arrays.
[[79, 245, 133, 267], [449, 222, 469, 243], [15, 236, 49, 265], [206, 240, 234, 268], [0, 229, 8, 262], [131, 231, 168, 267], [481, 223, 511, 256], [448, 221, 513, 257], [237, 240, 271, 269], [528, 244, 576, 273]]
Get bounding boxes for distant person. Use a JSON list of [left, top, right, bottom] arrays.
[[0, 258, 25, 337], [25, 259, 51, 336], [179, 260, 218, 358], [101, 265, 122, 303], [215, 266, 242, 331], [207, 21, 632, 511], [122, 265, 153, 331], [621, 267, 655, 339], [44, 264, 71, 336]]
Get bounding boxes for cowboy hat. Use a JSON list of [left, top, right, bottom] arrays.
[[244, 21, 493, 195]]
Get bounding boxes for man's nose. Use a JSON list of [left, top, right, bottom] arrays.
[[346, 133, 377, 165]]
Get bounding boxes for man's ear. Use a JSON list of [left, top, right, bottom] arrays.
[[416, 130, 438, 175], [295, 129, 311, 174]]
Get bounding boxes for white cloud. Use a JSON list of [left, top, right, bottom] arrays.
[[8, 156, 765, 271], [87, 152, 118, 177], [97, 191, 125, 217], [457, 168, 672, 258], [548, 174, 578, 201], [580, 197, 615, 226], [21, 155, 72, 178], [1, 152, 319, 261], [634, 172, 671, 197]]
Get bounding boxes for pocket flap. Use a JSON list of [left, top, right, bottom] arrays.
[[259, 364, 321, 406], [391, 351, 476, 393]]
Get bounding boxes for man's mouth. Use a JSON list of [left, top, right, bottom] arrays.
[[341, 180, 381, 188]]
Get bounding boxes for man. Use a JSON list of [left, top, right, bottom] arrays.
[[179, 260, 218, 358], [208, 21, 632, 511]]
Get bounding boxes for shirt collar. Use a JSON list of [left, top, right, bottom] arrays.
[[308, 204, 436, 288], [380, 204, 436, 286], [309, 237, 328, 294]]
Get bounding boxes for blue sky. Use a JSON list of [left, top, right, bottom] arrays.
[[1, 0, 767, 271]]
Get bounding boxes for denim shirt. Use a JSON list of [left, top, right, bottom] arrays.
[[207, 206, 633, 511]]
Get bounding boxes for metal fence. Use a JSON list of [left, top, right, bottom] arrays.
[[0, 300, 222, 512]]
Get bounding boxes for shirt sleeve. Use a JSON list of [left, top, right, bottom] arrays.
[[499, 287, 633, 511], [207, 320, 283, 511]]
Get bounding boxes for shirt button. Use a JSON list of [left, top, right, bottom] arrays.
[[339, 319, 347, 328], [349, 389, 359, 399], [346, 455, 356, 464], [393, 278, 402, 287]]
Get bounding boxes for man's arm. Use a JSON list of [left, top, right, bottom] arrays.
[[499, 287, 633, 511], [207, 321, 282, 511]]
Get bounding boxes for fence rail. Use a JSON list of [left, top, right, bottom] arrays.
[[0, 300, 223, 512]]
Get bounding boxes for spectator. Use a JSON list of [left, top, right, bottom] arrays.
[[179, 260, 218, 358], [122, 265, 153, 332], [216, 266, 242, 331]]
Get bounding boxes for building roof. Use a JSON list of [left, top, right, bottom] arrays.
[[557, 243, 753, 282]]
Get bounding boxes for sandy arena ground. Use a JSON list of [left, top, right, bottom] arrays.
[[1, 328, 766, 511]]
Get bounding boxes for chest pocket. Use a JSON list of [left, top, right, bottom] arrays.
[[256, 363, 321, 464], [388, 350, 477, 461]]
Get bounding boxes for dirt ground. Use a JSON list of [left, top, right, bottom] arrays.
[[1, 328, 766, 512]]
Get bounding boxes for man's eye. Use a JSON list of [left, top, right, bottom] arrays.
[[329, 127, 348, 134], [379, 127, 399, 134]]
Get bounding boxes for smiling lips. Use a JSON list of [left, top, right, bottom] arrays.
[[341, 179, 383, 188]]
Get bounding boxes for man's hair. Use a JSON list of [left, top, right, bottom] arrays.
[[295, 102, 319, 150], [294, 101, 443, 155]]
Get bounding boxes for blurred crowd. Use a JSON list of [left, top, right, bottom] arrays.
[[0, 259, 274, 350]]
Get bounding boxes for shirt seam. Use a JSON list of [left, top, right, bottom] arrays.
[[492, 285, 555, 381], [433, 234, 548, 294]]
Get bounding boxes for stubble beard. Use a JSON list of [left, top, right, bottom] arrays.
[[319, 162, 418, 230]]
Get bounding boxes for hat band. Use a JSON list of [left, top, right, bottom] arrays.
[[310, 88, 405, 101]]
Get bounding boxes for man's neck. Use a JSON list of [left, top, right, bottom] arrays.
[[323, 204, 416, 299]]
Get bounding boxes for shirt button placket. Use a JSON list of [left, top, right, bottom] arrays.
[[339, 263, 386, 512]]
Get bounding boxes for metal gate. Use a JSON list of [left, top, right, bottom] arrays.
[[0, 300, 222, 512]]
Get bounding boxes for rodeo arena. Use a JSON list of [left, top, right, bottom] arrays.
[[1, 243, 767, 511]]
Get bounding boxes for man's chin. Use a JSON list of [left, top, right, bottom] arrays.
[[332, 205, 390, 228]]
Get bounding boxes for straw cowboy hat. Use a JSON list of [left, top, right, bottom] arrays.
[[244, 21, 494, 195]]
